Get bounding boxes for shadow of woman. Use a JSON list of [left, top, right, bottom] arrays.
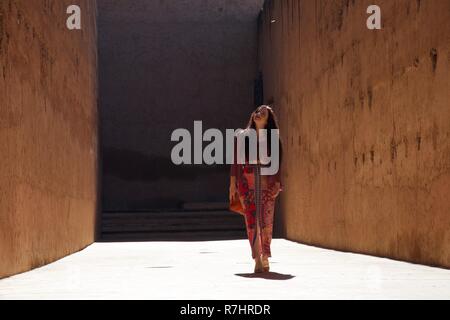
[[235, 272, 295, 280]]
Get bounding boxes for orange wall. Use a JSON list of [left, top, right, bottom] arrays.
[[0, 0, 98, 278], [260, 0, 450, 268]]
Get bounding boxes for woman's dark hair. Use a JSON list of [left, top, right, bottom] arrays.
[[243, 105, 283, 164]]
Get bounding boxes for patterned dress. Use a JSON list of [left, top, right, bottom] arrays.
[[230, 137, 282, 259]]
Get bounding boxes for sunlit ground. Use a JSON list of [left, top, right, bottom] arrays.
[[1, 239, 449, 300]]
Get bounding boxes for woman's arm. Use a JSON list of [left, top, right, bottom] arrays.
[[269, 163, 282, 198], [229, 176, 237, 202]]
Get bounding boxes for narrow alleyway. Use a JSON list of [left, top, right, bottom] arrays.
[[1, 240, 449, 300], [1, 0, 450, 297]]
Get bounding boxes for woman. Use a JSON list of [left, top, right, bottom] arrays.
[[229, 105, 282, 273]]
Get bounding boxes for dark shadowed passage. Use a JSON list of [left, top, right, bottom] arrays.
[[98, 0, 264, 212]]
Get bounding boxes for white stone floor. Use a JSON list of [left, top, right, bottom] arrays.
[[0, 239, 449, 300]]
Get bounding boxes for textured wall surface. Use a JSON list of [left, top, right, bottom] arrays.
[[0, 0, 98, 278], [98, 0, 263, 211], [260, 0, 450, 268]]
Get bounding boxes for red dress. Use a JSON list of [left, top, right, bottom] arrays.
[[230, 140, 282, 259]]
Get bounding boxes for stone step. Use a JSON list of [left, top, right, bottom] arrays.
[[100, 210, 247, 241], [100, 230, 247, 242], [182, 202, 229, 211]]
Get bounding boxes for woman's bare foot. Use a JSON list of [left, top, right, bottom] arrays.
[[262, 256, 270, 272], [254, 256, 264, 273]]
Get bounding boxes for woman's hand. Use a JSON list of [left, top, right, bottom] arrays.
[[271, 182, 281, 198]]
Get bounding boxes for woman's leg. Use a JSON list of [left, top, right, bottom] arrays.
[[244, 207, 262, 259], [239, 169, 264, 272], [244, 213, 264, 272], [260, 191, 276, 258]]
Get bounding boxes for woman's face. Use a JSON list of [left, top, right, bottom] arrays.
[[253, 106, 269, 128]]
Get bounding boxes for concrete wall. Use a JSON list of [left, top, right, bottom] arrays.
[[98, 0, 263, 211], [260, 0, 450, 268], [0, 0, 98, 279]]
